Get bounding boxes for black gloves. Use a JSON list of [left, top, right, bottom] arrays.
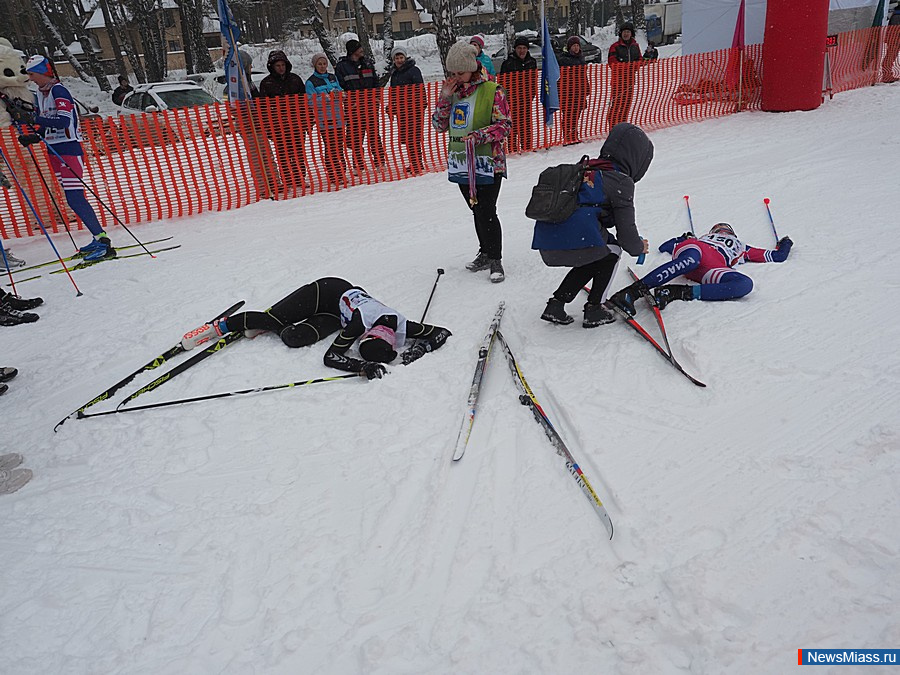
[[401, 327, 452, 365], [5, 97, 36, 125], [401, 343, 427, 366], [360, 362, 386, 380], [680, 232, 695, 240], [17, 133, 41, 147], [771, 236, 793, 262]]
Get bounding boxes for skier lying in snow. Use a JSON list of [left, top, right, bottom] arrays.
[[609, 222, 794, 314], [180, 277, 452, 379]]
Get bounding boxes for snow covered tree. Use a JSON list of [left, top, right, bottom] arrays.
[[175, 0, 215, 74], [299, 0, 339, 65], [432, 0, 455, 71], [351, 0, 374, 57], [382, 0, 394, 66], [33, 2, 92, 84], [630, 0, 644, 30], [503, 0, 516, 54], [566, 0, 582, 37], [121, 0, 168, 81]]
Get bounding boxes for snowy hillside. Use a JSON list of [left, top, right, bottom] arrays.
[[1, 83, 898, 674]]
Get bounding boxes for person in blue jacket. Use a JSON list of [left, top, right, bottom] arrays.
[[469, 35, 496, 76], [306, 53, 346, 187], [532, 123, 653, 328]]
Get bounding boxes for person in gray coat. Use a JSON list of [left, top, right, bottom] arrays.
[[531, 123, 653, 327]]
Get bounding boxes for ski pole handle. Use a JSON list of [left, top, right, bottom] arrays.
[[683, 195, 695, 235], [637, 253, 646, 265], [763, 198, 780, 243], [419, 268, 444, 323]]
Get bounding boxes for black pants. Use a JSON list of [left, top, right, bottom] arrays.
[[552, 254, 619, 305], [224, 277, 352, 347], [458, 176, 503, 260]]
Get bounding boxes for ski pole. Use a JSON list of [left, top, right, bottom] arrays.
[[78, 372, 361, 419], [683, 194, 695, 235], [36, 138, 156, 258], [419, 267, 444, 323], [0, 236, 18, 296], [0, 147, 82, 296], [763, 198, 780, 243]]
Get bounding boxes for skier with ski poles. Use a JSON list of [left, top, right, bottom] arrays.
[[14, 56, 114, 262], [609, 222, 794, 314], [180, 278, 452, 379]]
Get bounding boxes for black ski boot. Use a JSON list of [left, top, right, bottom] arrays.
[[654, 284, 695, 310], [0, 291, 43, 311], [583, 302, 616, 328], [0, 303, 38, 326], [608, 281, 649, 317], [541, 297, 574, 325]]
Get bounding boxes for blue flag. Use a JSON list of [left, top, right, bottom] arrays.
[[218, 0, 248, 101], [540, 17, 560, 125]]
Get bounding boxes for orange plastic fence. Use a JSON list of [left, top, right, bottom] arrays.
[[1, 28, 896, 240]]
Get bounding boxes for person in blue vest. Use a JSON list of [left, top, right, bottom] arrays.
[[432, 41, 511, 283], [306, 53, 346, 188], [180, 278, 452, 379], [532, 123, 653, 328]]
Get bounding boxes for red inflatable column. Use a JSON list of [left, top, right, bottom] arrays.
[[762, 0, 830, 111]]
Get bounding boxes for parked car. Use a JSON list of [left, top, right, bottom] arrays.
[[490, 42, 544, 72], [116, 80, 220, 115]]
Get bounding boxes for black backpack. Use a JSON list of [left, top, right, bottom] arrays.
[[525, 156, 590, 223]]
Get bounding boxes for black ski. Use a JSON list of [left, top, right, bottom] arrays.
[[54, 300, 245, 431], [117, 330, 245, 409]]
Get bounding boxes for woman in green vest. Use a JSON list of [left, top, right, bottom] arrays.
[[432, 41, 512, 283]]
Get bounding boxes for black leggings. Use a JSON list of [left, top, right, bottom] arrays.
[[553, 254, 619, 305], [458, 176, 503, 260], [224, 277, 353, 347]]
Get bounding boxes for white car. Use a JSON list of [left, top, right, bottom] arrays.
[[116, 81, 220, 115]]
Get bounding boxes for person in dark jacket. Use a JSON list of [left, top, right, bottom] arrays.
[[335, 39, 387, 174], [643, 42, 659, 60], [386, 46, 427, 175], [882, 6, 900, 83], [180, 277, 452, 379], [532, 123, 653, 328], [500, 36, 538, 153], [607, 22, 643, 130], [259, 50, 308, 189], [111, 75, 133, 106], [558, 36, 591, 146]]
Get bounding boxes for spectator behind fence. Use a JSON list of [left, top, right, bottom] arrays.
[[306, 53, 347, 189], [500, 36, 538, 153], [469, 35, 496, 76], [432, 41, 511, 284], [111, 74, 132, 105], [607, 22, 643, 131], [335, 39, 387, 175], [386, 46, 427, 176], [644, 42, 659, 60], [233, 49, 279, 197], [259, 49, 309, 190], [558, 36, 590, 146], [883, 5, 900, 83]]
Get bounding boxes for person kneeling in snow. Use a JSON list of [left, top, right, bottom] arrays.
[[609, 222, 794, 314], [181, 277, 452, 379]]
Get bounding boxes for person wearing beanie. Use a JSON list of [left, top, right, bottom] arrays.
[[179, 278, 452, 380], [305, 54, 347, 188], [259, 50, 309, 191], [387, 46, 427, 175], [469, 34, 496, 76], [432, 41, 512, 283], [557, 35, 590, 146], [21, 56, 114, 262], [500, 36, 538, 153], [607, 22, 643, 130], [335, 38, 387, 174]]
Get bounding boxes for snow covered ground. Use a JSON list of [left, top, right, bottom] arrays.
[[2, 83, 899, 674]]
